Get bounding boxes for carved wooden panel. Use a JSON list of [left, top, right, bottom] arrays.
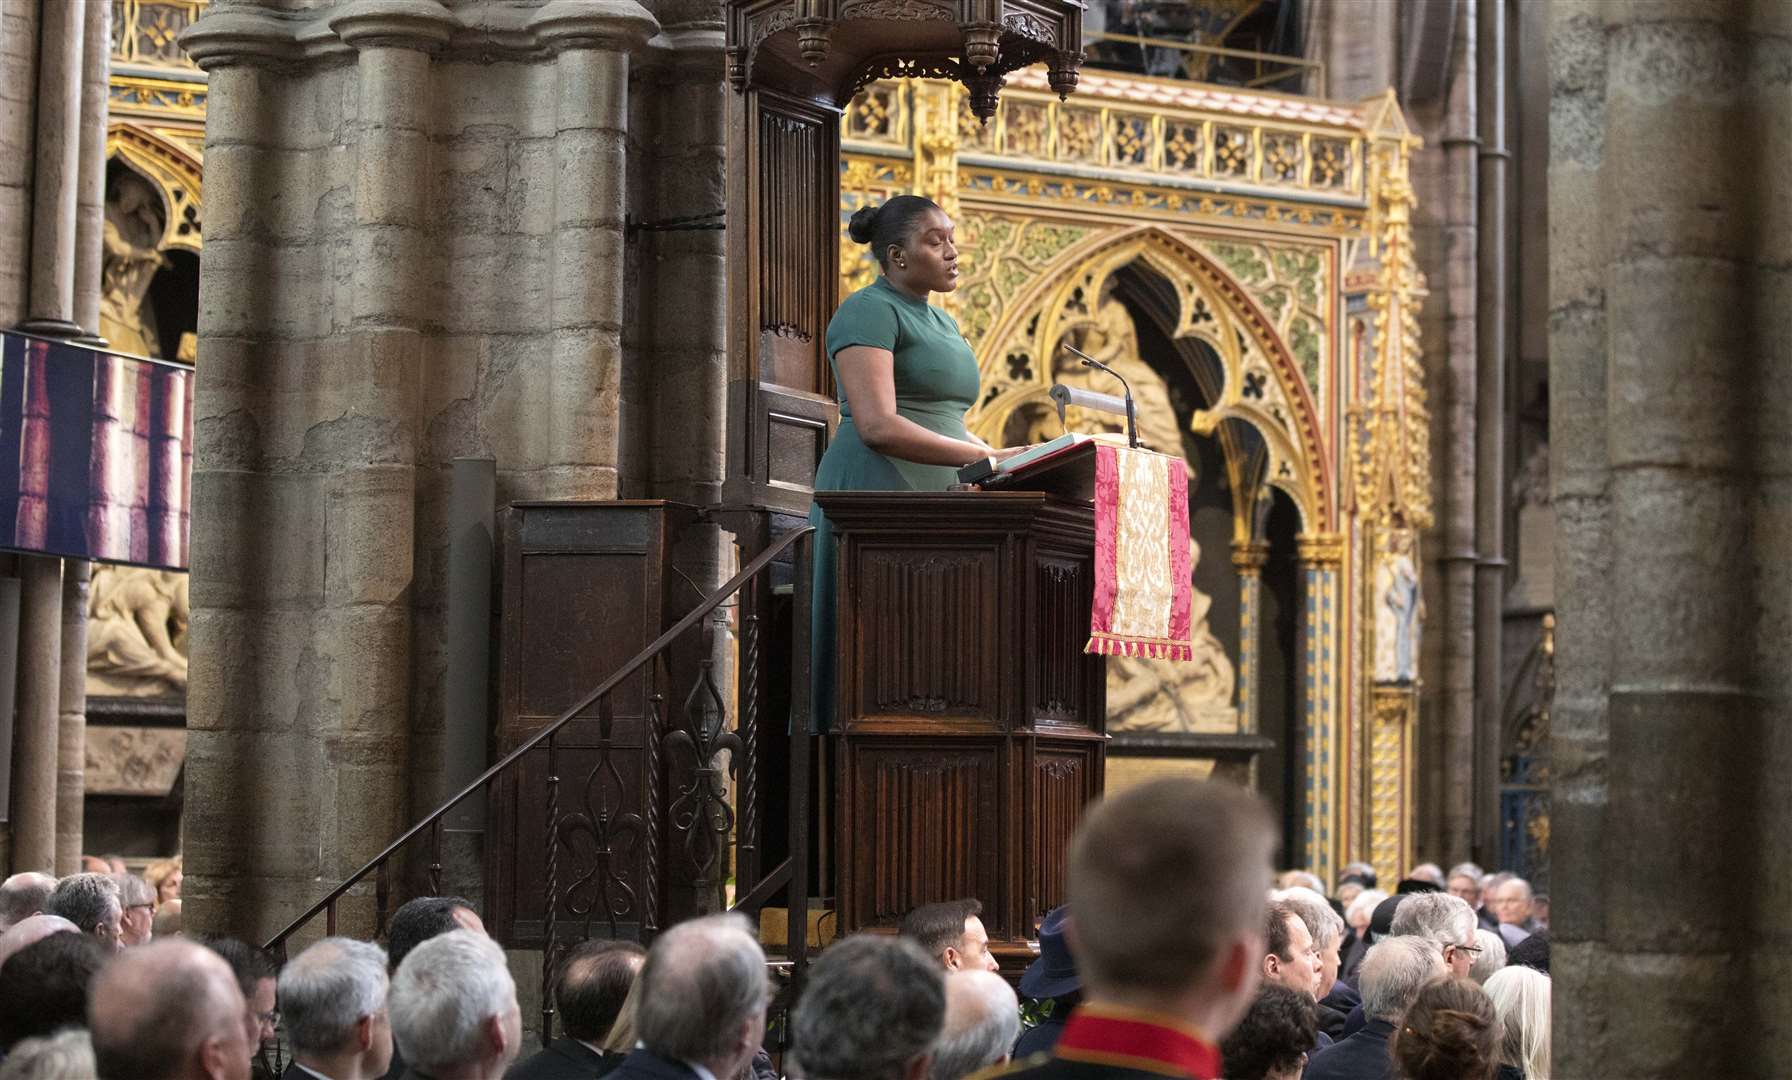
[[1027, 744, 1101, 922], [843, 741, 1003, 932], [854, 548, 999, 723], [1032, 555, 1087, 724]]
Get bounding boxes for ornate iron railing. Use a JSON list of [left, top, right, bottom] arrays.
[[262, 524, 816, 1044]]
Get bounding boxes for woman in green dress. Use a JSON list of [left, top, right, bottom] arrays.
[[809, 195, 1019, 730]]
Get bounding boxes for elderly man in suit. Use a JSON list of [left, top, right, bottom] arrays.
[[509, 939, 647, 1080], [279, 937, 393, 1080], [605, 914, 770, 1080], [389, 930, 522, 1080], [1302, 937, 1444, 1080], [982, 778, 1279, 1080]]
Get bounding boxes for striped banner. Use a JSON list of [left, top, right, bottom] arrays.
[[1086, 443, 1194, 660]]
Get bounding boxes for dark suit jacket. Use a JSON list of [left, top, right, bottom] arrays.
[[606, 1048, 701, 1080], [282, 1063, 333, 1080], [507, 1038, 619, 1080], [1301, 1018, 1396, 1080], [1316, 982, 1360, 1041], [1013, 1015, 1070, 1059]]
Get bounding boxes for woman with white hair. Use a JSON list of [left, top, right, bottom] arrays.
[[1483, 964, 1550, 1079]]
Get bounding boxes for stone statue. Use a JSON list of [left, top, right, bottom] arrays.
[[100, 169, 170, 358], [87, 566, 189, 697], [1374, 529, 1421, 684], [1107, 536, 1238, 732]]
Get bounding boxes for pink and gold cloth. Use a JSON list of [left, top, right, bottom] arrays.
[[1086, 442, 1194, 660]]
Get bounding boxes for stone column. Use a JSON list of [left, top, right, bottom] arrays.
[[11, 557, 61, 872], [1230, 540, 1269, 733], [55, 562, 89, 875], [1551, 1, 1792, 1072], [73, 0, 110, 341], [1294, 534, 1342, 884], [0, 2, 43, 324], [21, 0, 85, 336]]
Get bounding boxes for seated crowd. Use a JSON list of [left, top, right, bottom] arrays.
[[0, 795, 1550, 1080]]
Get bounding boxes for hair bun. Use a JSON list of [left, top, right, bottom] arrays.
[[847, 203, 881, 245]]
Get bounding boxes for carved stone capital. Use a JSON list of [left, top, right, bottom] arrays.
[[1296, 532, 1345, 568], [528, 0, 662, 53], [328, 0, 458, 51], [179, 8, 308, 70], [1230, 539, 1270, 574]]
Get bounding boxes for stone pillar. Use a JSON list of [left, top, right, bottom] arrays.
[[1294, 534, 1342, 884], [0, 2, 43, 324], [1230, 540, 1269, 733], [1407, 0, 1478, 864], [73, 0, 110, 340], [1550, 1, 1792, 1072], [181, 0, 657, 940], [55, 563, 89, 875], [11, 557, 61, 873], [22, 0, 85, 336]]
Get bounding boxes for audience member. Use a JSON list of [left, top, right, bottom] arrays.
[[1477, 873, 1513, 932], [608, 914, 770, 1080], [1504, 934, 1548, 976], [144, 857, 183, 909], [82, 856, 113, 874], [389, 929, 521, 1080], [153, 898, 184, 937], [115, 874, 157, 947], [1337, 863, 1377, 891], [1404, 864, 1445, 889], [381, 896, 488, 1080], [279, 937, 392, 1080], [1445, 867, 1483, 913], [1217, 985, 1316, 1080], [1259, 901, 1321, 1000], [89, 937, 252, 1080], [510, 939, 647, 1080], [1338, 892, 1395, 987], [790, 933, 942, 1080], [1387, 978, 1499, 1080], [0, 1029, 98, 1080], [1468, 929, 1506, 984], [1489, 879, 1538, 948], [0, 932, 109, 1051], [1529, 895, 1549, 933], [985, 778, 1277, 1080], [1014, 905, 1079, 1057], [1393, 879, 1441, 896], [42, 873, 123, 953], [1277, 888, 1352, 1039], [1335, 880, 1365, 913], [1389, 893, 1479, 980], [1303, 937, 1445, 1080], [931, 970, 1019, 1080], [1482, 965, 1547, 1080], [0, 914, 79, 969], [0, 872, 55, 933], [200, 936, 280, 1072], [598, 979, 643, 1058], [1275, 871, 1325, 895], [899, 899, 1000, 974]]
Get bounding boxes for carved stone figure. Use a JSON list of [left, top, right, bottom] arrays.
[[1374, 529, 1421, 684], [87, 566, 189, 698], [100, 168, 170, 358]]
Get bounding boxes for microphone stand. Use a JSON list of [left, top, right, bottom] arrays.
[[1061, 344, 1140, 449]]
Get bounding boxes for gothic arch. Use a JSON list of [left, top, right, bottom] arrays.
[[966, 225, 1333, 533], [106, 123, 203, 255]]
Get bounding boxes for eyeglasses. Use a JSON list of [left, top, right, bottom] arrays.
[[1449, 942, 1483, 956], [257, 1010, 281, 1028]]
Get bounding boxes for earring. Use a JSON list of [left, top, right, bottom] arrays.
[[895, 258, 907, 269]]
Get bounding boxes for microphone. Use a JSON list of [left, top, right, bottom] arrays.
[[1060, 343, 1140, 449]]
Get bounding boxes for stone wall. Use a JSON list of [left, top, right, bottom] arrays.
[[1550, 1, 1792, 1073], [181, 0, 663, 942]]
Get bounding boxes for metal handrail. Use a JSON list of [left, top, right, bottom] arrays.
[[1085, 32, 1323, 90], [262, 523, 816, 955]]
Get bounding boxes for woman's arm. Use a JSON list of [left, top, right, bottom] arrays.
[[834, 344, 1000, 467]]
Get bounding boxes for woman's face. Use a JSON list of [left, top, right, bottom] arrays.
[[160, 868, 182, 903], [889, 208, 959, 294]]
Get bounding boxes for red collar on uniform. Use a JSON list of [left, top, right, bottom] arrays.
[[1052, 1004, 1221, 1080]]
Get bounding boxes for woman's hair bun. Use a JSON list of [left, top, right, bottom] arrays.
[[847, 203, 881, 245]]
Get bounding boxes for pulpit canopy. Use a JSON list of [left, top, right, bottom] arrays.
[[725, 0, 1085, 119]]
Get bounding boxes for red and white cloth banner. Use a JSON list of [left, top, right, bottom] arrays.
[[1087, 443, 1194, 660]]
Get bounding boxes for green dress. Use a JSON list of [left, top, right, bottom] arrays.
[[809, 276, 982, 730]]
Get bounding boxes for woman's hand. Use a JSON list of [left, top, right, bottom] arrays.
[[991, 444, 1032, 462]]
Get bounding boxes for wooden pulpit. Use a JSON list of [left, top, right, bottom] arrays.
[[815, 490, 1106, 963]]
